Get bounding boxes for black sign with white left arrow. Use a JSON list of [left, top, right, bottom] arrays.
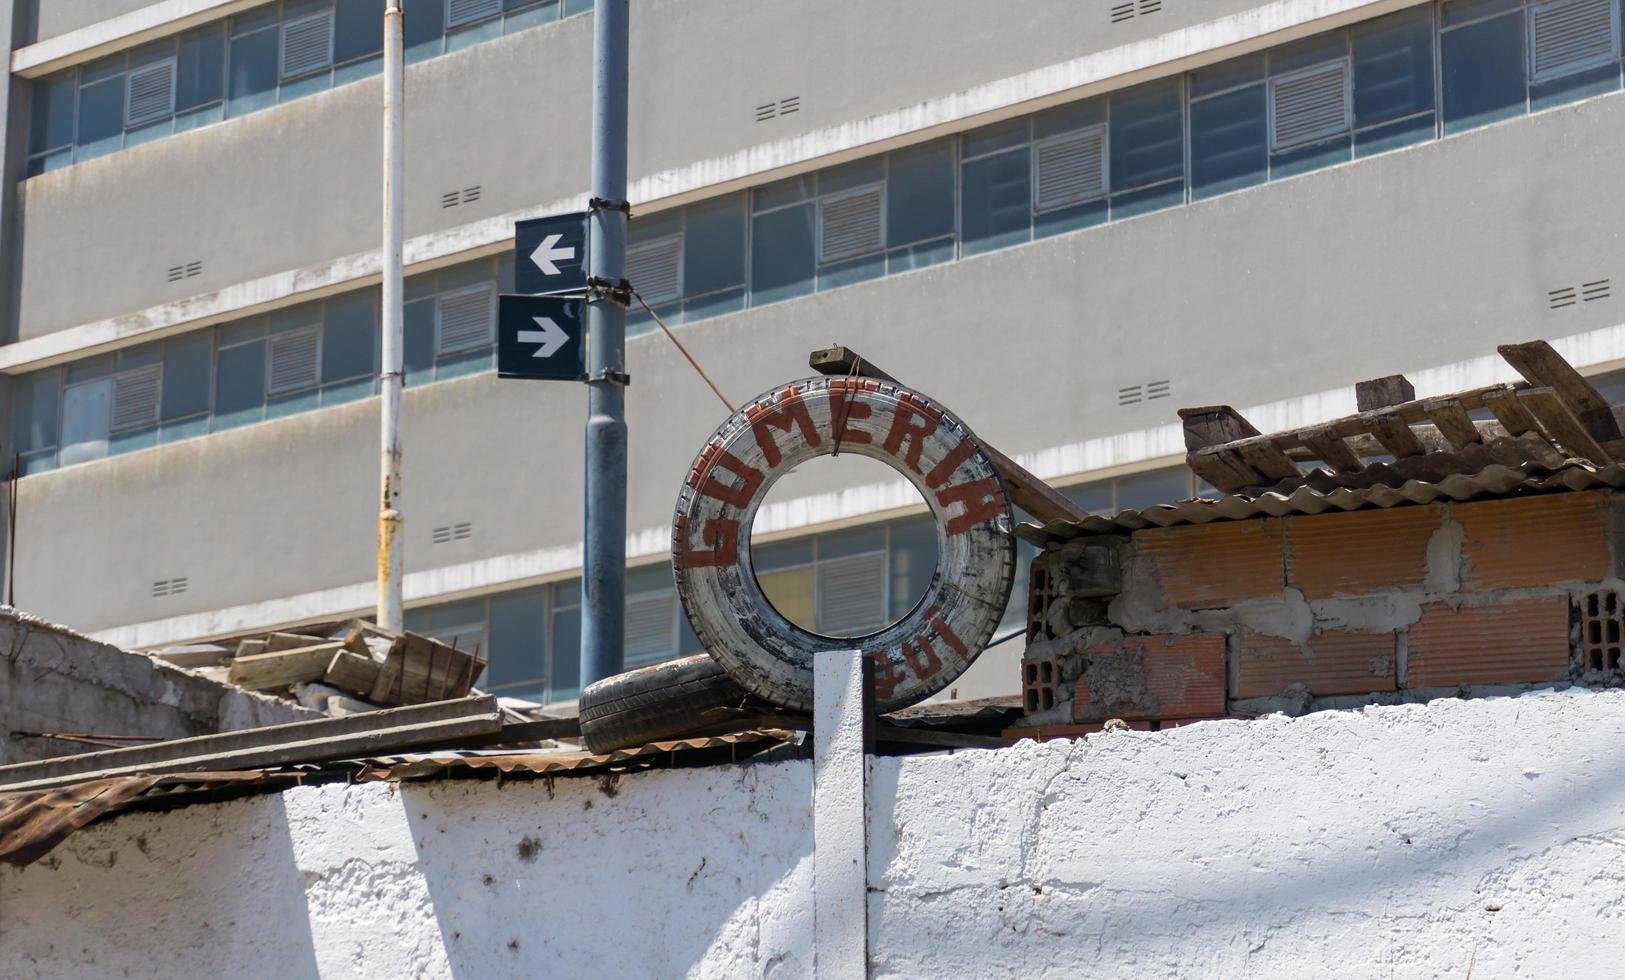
[[514, 212, 589, 295], [498, 295, 586, 381]]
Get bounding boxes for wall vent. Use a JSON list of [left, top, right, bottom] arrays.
[[1119, 384, 1143, 406], [1550, 278, 1610, 309], [167, 261, 203, 282], [1034, 125, 1107, 213], [755, 96, 801, 122], [281, 10, 335, 79], [1111, 0, 1162, 22], [447, 0, 502, 29], [1579, 589, 1622, 672], [111, 365, 161, 432], [437, 285, 495, 354], [626, 233, 683, 305], [442, 186, 482, 208], [126, 58, 177, 127], [1530, 0, 1618, 82], [1147, 379, 1171, 400], [432, 522, 474, 544], [1269, 60, 1351, 150], [818, 186, 885, 264], [817, 552, 887, 635], [625, 591, 679, 660], [152, 577, 189, 598], [268, 327, 321, 393]]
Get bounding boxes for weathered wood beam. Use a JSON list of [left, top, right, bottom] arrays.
[[1499, 340, 1623, 443], [1422, 397, 1482, 450], [1517, 387, 1611, 463], [227, 642, 347, 691], [807, 347, 1090, 524]]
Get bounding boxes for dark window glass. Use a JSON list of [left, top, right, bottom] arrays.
[[563, 0, 594, 16], [176, 26, 226, 110], [1110, 79, 1184, 192], [1441, 12, 1527, 133], [76, 78, 126, 155], [888, 517, 937, 623], [1353, 8, 1434, 128], [549, 598, 581, 701], [404, 0, 446, 59], [886, 138, 954, 246], [335, 0, 387, 62], [1443, 0, 1521, 28], [323, 293, 376, 382], [1355, 111, 1436, 156], [750, 203, 816, 305], [754, 174, 815, 211], [161, 333, 212, 420], [821, 156, 884, 194], [1117, 468, 1190, 511], [1270, 134, 1352, 179], [1530, 61, 1622, 112], [1190, 85, 1268, 199], [1191, 54, 1266, 99], [962, 117, 1028, 158], [12, 370, 60, 453], [960, 147, 1031, 255], [488, 589, 547, 690], [1271, 30, 1348, 74], [404, 298, 436, 385], [29, 73, 77, 154], [1033, 98, 1105, 139], [228, 28, 280, 115], [683, 193, 746, 295], [214, 341, 266, 425]]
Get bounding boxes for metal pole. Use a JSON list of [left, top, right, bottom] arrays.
[[377, 0, 405, 632], [581, 0, 629, 687]]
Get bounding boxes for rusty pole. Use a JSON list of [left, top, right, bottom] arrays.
[[377, 0, 405, 631]]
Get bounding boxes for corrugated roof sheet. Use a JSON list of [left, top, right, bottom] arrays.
[[1017, 460, 1625, 546]]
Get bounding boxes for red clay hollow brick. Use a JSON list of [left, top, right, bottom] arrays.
[[1405, 596, 1572, 688], [1286, 505, 1443, 600], [1234, 630, 1398, 699], [1133, 520, 1286, 610], [1074, 633, 1226, 722], [1453, 492, 1611, 591]]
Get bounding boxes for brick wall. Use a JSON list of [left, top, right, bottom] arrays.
[[1019, 489, 1624, 733]]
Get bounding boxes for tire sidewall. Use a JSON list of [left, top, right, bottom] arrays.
[[673, 377, 1015, 712]]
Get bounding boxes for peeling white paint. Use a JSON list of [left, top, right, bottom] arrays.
[[3, 689, 1625, 977]]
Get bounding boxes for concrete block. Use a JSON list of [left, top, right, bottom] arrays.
[[1050, 539, 1125, 598], [1286, 505, 1442, 600], [1133, 520, 1286, 610], [1073, 633, 1225, 722], [1454, 492, 1611, 590], [1234, 629, 1398, 699], [1406, 597, 1572, 688]]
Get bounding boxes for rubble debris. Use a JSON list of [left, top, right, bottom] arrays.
[[150, 619, 485, 716]]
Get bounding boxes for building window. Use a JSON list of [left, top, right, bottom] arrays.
[[25, 0, 581, 175]]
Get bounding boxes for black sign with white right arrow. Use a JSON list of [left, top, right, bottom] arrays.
[[498, 295, 586, 381], [514, 212, 589, 295]]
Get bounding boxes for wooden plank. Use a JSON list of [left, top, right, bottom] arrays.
[[369, 634, 484, 706], [323, 650, 383, 699], [1177, 405, 1261, 450], [1517, 388, 1611, 463], [808, 346, 901, 384], [497, 717, 584, 742], [235, 638, 267, 660], [1355, 375, 1415, 412], [1421, 398, 1481, 450], [1499, 340, 1623, 442], [1300, 426, 1364, 472], [1234, 440, 1302, 483], [977, 442, 1091, 524], [1364, 414, 1426, 457], [265, 631, 326, 653], [1481, 385, 1542, 436], [0, 697, 504, 792], [1186, 448, 1260, 493], [227, 642, 346, 691], [150, 644, 231, 669], [807, 344, 1089, 523]]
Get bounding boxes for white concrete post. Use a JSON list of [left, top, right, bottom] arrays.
[[376, 0, 405, 631], [813, 649, 871, 979]]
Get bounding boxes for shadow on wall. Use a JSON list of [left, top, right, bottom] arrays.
[[0, 792, 321, 978], [402, 761, 817, 977], [863, 698, 1625, 976]]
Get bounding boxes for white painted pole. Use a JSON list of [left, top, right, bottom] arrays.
[[377, 0, 405, 632], [813, 649, 871, 979]]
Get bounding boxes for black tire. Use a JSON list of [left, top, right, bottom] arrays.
[[578, 654, 752, 754]]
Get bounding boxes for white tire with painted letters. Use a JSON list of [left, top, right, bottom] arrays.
[[672, 377, 1016, 713]]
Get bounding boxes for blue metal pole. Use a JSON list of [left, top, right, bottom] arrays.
[[581, 0, 629, 689]]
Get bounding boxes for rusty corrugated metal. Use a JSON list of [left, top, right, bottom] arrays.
[[1018, 461, 1625, 545], [349, 730, 798, 781], [0, 772, 295, 868]]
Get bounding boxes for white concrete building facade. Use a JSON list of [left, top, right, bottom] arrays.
[[3, 0, 1625, 706]]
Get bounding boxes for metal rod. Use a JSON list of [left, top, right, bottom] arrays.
[[581, 0, 630, 689], [377, 0, 406, 632]]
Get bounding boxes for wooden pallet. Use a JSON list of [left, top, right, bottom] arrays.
[[1183, 341, 1625, 495]]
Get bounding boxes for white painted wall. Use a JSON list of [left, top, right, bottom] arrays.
[[5, 689, 1625, 977]]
